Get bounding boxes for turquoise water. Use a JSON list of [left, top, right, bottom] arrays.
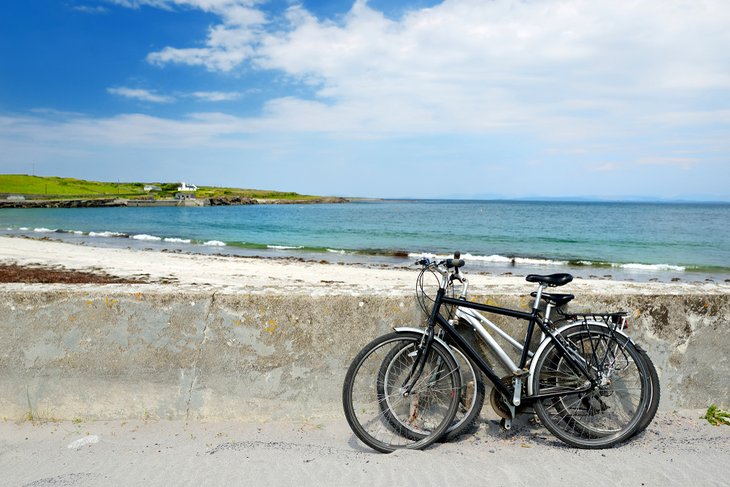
[[1, 200, 729, 281]]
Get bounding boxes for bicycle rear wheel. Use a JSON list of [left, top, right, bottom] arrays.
[[342, 332, 461, 453], [531, 325, 650, 448], [552, 322, 661, 438]]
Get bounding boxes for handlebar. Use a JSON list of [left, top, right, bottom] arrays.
[[445, 258, 465, 269], [414, 252, 465, 270]]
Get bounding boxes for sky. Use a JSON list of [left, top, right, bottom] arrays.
[[1, 0, 729, 200]]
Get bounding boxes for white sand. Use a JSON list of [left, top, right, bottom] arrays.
[[2, 411, 728, 486], [2, 236, 727, 296]]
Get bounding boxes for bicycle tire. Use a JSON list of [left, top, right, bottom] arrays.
[[531, 325, 651, 448], [342, 332, 461, 453], [632, 347, 660, 436], [551, 322, 660, 438]]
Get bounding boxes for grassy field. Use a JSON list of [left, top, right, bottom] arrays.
[[195, 186, 319, 201], [0, 175, 319, 201], [0, 175, 145, 197]]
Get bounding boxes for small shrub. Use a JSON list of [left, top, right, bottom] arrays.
[[702, 404, 730, 426]]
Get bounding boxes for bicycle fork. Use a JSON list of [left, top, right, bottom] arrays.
[[401, 286, 448, 396], [400, 330, 435, 396]]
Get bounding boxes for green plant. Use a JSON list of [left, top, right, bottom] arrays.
[[702, 405, 730, 426]]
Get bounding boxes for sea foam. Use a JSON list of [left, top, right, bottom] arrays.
[[163, 237, 192, 244], [617, 263, 686, 272], [131, 234, 162, 241], [408, 252, 567, 267]]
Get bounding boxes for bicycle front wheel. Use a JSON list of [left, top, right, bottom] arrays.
[[531, 325, 651, 448], [342, 332, 461, 453]]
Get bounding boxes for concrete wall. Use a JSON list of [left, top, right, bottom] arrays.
[[1, 287, 727, 421]]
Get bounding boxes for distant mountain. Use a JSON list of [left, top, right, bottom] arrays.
[[428, 193, 730, 203]]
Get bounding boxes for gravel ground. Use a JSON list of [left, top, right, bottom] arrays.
[[2, 410, 728, 487]]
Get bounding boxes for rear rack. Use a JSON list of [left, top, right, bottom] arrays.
[[558, 311, 629, 332]]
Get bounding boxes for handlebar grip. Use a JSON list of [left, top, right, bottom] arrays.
[[445, 258, 465, 268]]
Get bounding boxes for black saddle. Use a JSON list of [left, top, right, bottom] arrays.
[[525, 273, 573, 287]]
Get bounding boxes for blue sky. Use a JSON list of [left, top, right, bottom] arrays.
[[1, 0, 729, 200]]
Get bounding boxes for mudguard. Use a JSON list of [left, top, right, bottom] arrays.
[[527, 321, 632, 395], [393, 327, 460, 364]]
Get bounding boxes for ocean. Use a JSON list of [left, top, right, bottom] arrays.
[[1, 200, 729, 282]]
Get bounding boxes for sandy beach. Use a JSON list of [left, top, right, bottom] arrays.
[[2, 236, 728, 296], [2, 410, 729, 487]]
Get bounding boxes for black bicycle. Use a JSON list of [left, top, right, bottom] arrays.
[[343, 255, 655, 453]]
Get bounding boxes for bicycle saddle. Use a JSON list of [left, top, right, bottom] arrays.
[[525, 273, 573, 287]]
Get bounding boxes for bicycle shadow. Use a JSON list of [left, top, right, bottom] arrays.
[[451, 412, 572, 449]]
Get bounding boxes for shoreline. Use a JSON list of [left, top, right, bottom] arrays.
[[0, 195, 349, 208], [2, 235, 728, 295]]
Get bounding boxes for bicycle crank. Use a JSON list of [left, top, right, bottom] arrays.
[[490, 376, 525, 419]]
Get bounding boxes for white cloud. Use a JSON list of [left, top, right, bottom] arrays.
[[110, 0, 265, 71], [127, 0, 730, 140], [107, 87, 175, 103], [190, 91, 243, 101], [0, 112, 251, 148], [73, 5, 109, 14]]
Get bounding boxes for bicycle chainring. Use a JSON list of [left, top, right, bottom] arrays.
[[489, 377, 515, 419]]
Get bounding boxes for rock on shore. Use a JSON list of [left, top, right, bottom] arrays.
[[0, 198, 126, 208]]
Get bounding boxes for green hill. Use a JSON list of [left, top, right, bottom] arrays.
[[0, 175, 319, 201]]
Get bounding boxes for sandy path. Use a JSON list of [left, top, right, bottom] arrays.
[[2, 411, 728, 487]]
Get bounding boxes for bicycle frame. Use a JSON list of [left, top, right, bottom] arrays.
[[423, 283, 597, 406], [454, 306, 534, 375], [449, 273, 565, 373]]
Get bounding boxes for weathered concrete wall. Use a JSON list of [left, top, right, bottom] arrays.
[[1, 287, 727, 421]]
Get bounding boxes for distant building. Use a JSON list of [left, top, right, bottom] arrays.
[[177, 182, 198, 192], [144, 185, 161, 192]]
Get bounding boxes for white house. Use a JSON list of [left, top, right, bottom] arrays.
[[177, 182, 198, 192], [144, 185, 161, 192]]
